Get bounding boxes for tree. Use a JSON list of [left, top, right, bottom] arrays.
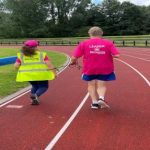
[[141, 6, 150, 34], [4, 0, 48, 37], [0, 0, 149, 38], [100, 0, 122, 35], [119, 2, 144, 35], [0, 0, 14, 38], [47, 0, 91, 37], [86, 4, 106, 27]]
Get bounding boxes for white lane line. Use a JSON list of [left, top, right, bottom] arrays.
[[121, 52, 150, 56], [6, 105, 23, 109], [0, 90, 30, 108], [122, 54, 150, 61], [116, 59, 150, 86], [120, 49, 150, 53], [0, 55, 71, 108], [44, 93, 89, 150]]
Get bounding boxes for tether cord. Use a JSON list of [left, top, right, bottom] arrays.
[[50, 61, 82, 71]]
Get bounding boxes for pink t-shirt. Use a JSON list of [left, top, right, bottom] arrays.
[[73, 37, 119, 75]]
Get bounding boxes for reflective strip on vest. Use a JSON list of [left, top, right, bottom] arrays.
[[20, 52, 45, 65], [18, 69, 49, 72]]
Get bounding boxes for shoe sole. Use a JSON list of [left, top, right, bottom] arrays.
[[98, 100, 110, 108], [31, 101, 39, 105]]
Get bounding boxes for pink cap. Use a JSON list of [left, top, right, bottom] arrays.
[[24, 40, 39, 47]]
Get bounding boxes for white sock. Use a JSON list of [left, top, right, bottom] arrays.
[[99, 96, 104, 101], [92, 100, 98, 104]]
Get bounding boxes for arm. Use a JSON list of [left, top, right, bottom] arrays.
[[45, 60, 57, 76], [70, 56, 78, 65], [70, 42, 83, 65], [14, 62, 21, 69], [14, 58, 21, 69], [110, 42, 120, 58]]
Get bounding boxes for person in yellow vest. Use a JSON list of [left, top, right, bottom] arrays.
[[14, 40, 56, 105]]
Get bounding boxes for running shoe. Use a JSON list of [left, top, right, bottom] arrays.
[[91, 103, 100, 109], [30, 94, 39, 105], [97, 99, 110, 108]]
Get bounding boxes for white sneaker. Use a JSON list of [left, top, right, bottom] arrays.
[[97, 99, 110, 108]]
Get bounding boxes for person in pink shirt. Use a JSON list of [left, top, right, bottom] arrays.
[[70, 26, 120, 109]]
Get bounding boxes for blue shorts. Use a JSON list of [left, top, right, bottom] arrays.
[[82, 72, 116, 81]]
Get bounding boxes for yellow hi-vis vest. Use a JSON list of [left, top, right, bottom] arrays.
[[16, 51, 55, 82]]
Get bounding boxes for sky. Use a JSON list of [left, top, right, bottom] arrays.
[[92, 0, 150, 6]]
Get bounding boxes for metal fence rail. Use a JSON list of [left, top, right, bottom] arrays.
[[0, 40, 150, 47], [114, 40, 150, 47]]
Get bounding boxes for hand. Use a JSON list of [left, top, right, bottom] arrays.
[[54, 74, 58, 79], [69, 59, 77, 66], [53, 71, 57, 78]]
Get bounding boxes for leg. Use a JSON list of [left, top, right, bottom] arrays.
[[96, 80, 110, 108], [36, 81, 49, 97], [29, 81, 39, 105], [88, 80, 100, 109], [88, 80, 98, 102], [96, 80, 106, 100], [29, 81, 38, 95]]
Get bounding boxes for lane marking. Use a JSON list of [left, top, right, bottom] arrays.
[[0, 55, 71, 108], [44, 93, 89, 150], [120, 49, 150, 53], [122, 54, 150, 61], [116, 59, 150, 87], [0, 90, 30, 108], [6, 105, 23, 109], [121, 52, 150, 56]]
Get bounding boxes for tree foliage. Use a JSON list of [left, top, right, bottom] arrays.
[[0, 0, 149, 38]]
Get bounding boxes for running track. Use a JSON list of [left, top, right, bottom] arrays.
[[0, 46, 150, 150]]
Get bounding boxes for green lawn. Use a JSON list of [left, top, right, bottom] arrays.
[[0, 48, 67, 99]]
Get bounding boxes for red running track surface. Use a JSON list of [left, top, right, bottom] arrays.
[[0, 46, 150, 150]]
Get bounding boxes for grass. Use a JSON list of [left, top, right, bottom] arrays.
[[0, 65, 29, 98], [0, 48, 67, 99], [0, 48, 19, 57]]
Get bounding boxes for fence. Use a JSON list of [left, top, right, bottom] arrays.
[[113, 40, 150, 47], [0, 40, 150, 47]]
